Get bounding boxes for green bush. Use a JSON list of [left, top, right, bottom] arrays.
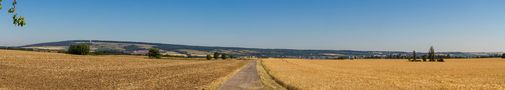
[[502, 53, 505, 58], [221, 53, 228, 60], [148, 48, 161, 59], [206, 54, 212, 60], [422, 55, 427, 62], [68, 44, 90, 55], [229, 55, 235, 59], [214, 53, 220, 59]]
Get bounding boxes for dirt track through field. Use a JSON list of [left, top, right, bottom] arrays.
[[219, 61, 265, 90]]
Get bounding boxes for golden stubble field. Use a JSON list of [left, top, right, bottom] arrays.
[[261, 58, 505, 90], [0, 50, 248, 89]]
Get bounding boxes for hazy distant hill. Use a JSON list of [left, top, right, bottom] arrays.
[[19, 40, 500, 58]]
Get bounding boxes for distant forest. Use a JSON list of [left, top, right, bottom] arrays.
[[10, 40, 502, 59]]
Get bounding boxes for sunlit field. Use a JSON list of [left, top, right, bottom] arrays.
[[0, 50, 248, 89], [261, 58, 505, 90]]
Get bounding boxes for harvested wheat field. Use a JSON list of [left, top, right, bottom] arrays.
[[261, 58, 505, 90], [0, 50, 248, 89]]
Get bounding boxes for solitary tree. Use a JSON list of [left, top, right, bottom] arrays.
[[68, 44, 90, 55], [229, 55, 235, 59], [206, 54, 212, 60], [213, 52, 220, 59], [148, 48, 161, 59], [422, 55, 427, 62], [428, 46, 436, 62], [221, 53, 227, 60], [1, 0, 26, 27], [411, 50, 417, 61]]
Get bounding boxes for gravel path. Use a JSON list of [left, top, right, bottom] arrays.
[[219, 61, 265, 90]]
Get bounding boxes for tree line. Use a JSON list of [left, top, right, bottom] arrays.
[[409, 46, 445, 62], [66, 43, 237, 60], [205, 52, 233, 60]]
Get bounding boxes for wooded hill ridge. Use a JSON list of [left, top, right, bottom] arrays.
[[14, 40, 501, 58]]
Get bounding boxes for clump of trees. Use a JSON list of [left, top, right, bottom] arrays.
[[410, 46, 444, 62], [207, 52, 233, 60], [502, 53, 505, 58], [213, 52, 220, 59], [428, 46, 436, 62], [148, 48, 161, 59], [68, 44, 90, 55]]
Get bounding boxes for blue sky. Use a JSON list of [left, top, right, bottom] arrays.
[[0, 0, 504, 52]]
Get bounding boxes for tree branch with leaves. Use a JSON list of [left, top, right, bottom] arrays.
[[0, 0, 26, 27]]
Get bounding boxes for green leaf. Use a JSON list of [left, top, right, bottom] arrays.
[[8, 8, 15, 13]]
